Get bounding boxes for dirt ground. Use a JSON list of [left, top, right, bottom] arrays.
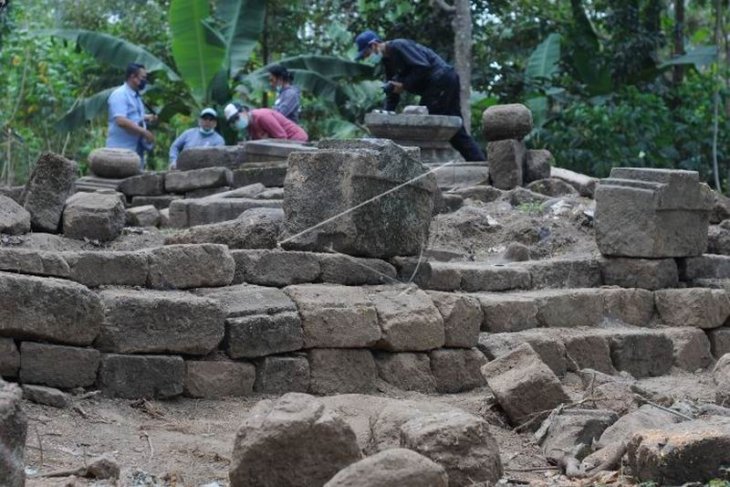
[[20, 369, 718, 487]]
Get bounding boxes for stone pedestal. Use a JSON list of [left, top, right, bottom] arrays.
[[364, 112, 464, 163], [242, 139, 315, 163], [595, 168, 713, 258], [283, 139, 437, 258]]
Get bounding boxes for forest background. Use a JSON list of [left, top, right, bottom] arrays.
[[0, 0, 728, 190]]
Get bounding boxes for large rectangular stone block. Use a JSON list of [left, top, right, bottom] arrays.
[[176, 146, 246, 171], [165, 167, 233, 193], [374, 352, 436, 393], [608, 330, 674, 377], [284, 284, 381, 348], [254, 355, 310, 393], [475, 293, 539, 333], [478, 330, 568, 377], [0, 338, 19, 378], [19, 342, 100, 388], [318, 254, 397, 286], [655, 288, 730, 329], [232, 161, 288, 188], [0, 272, 102, 345], [487, 139, 525, 190], [533, 289, 604, 328], [194, 284, 297, 318], [595, 168, 711, 257], [119, 172, 165, 196], [233, 249, 321, 286], [97, 289, 225, 355], [367, 286, 445, 351], [23, 152, 77, 232], [680, 254, 730, 281], [0, 248, 70, 278], [428, 292, 481, 348], [456, 263, 531, 292], [145, 244, 235, 289], [708, 328, 730, 358], [521, 258, 602, 289], [226, 312, 303, 358], [600, 288, 655, 327], [243, 139, 315, 162], [184, 360, 255, 398], [308, 348, 378, 394], [600, 257, 678, 290], [131, 195, 182, 209], [63, 251, 148, 287], [99, 354, 184, 399], [429, 348, 486, 393], [169, 198, 281, 228]]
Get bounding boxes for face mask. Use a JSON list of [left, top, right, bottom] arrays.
[[199, 127, 215, 136], [138, 79, 147, 91], [369, 53, 382, 64], [235, 116, 249, 130]]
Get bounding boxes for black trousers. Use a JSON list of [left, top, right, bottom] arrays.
[[420, 69, 486, 162]]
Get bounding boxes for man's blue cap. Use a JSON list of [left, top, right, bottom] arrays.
[[355, 30, 380, 60]]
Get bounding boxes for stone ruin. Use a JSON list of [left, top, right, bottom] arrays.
[[1, 107, 730, 486]]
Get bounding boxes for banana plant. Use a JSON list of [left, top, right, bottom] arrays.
[[44, 0, 266, 133]]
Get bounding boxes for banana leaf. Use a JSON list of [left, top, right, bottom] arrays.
[[525, 33, 561, 82], [216, 0, 266, 73], [55, 87, 116, 133]]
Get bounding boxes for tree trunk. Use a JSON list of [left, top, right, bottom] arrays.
[[453, 0, 472, 133], [673, 0, 685, 84]]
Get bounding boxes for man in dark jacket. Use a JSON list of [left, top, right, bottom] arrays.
[[354, 30, 485, 162]]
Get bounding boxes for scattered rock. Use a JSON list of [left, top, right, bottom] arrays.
[[503, 242, 530, 262], [538, 409, 618, 460], [126, 205, 160, 227], [229, 393, 362, 487], [325, 448, 448, 487], [62, 191, 126, 241], [598, 404, 683, 448], [23, 152, 78, 232], [523, 149, 552, 184], [0, 194, 30, 235], [429, 348, 486, 393], [487, 139, 525, 190], [22, 384, 70, 408]]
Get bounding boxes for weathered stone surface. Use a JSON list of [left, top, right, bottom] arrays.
[[487, 139, 525, 190], [99, 354, 184, 399], [521, 258, 602, 289], [710, 187, 730, 223], [708, 224, 730, 254], [626, 418, 730, 485], [374, 352, 436, 393], [600, 257, 678, 290], [476, 293, 539, 333], [550, 167, 597, 198], [526, 178, 579, 197], [524, 149, 553, 184], [601, 287, 655, 326], [0, 194, 30, 235], [368, 286, 445, 351], [318, 254, 397, 286], [233, 249, 321, 286], [0, 272, 102, 345], [422, 263, 461, 291], [194, 283, 297, 318], [482, 103, 532, 141], [285, 285, 381, 348], [20, 342, 99, 388], [539, 409, 618, 460], [0, 248, 70, 278], [427, 292, 481, 347], [88, 148, 140, 178], [185, 186, 231, 199], [255, 355, 310, 394], [714, 354, 730, 404], [681, 254, 730, 281], [595, 168, 711, 257], [63, 251, 148, 287], [609, 331, 674, 377], [401, 411, 503, 486], [227, 312, 303, 358], [22, 384, 70, 408], [168, 207, 284, 250], [0, 379, 26, 487], [23, 152, 78, 232], [481, 344, 569, 425], [0, 185, 24, 203], [0, 338, 19, 378], [165, 167, 233, 193], [97, 288, 224, 355], [118, 172, 165, 196], [478, 331, 568, 377], [176, 146, 246, 171], [63, 192, 126, 241], [308, 349, 378, 394], [429, 348, 486, 393], [578, 369, 637, 416], [184, 360, 255, 398], [229, 393, 362, 487], [598, 403, 683, 447], [283, 142, 436, 258], [655, 288, 730, 328], [663, 327, 713, 371], [131, 194, 182, 209], [126, 205, 160, 227], [450, 185, 503, 203], [146, 244, 235, 289], [159, 208, 170, 227], [503, 242, 530, 262], [169, 195, 281, 228], [505, 186, 550, 207], [562, 333, 615, 375], [457, 263, 532, 292], [708, 328, 730, 358], [324, 448, 448, 487], [534, 289, 604, 328], [244, 139, 316, 162], [233, 161, 288, 187]]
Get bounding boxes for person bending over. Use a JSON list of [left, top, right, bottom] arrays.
[[223, 103, 308, 142]]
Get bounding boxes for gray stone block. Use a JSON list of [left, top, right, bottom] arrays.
[[609, 330, 674, 377], [254, 355, 310, 393], [374, 352, 436, 393], [194, 283, 297, 318], [708, 328, 730, 359], [663, 327, 713, 371], [130, 194, 182, 209], [0, 272, 103, 346], [233, 249, 321, 286], [0, 338, 19, 378], [125, 205, 160, 227], [429, 348, 486, 393], [482, 103, 533, 141], [185, 186, 231, 199], [601, 288, 655, 327], [62, 192, 126, 242], [63, 251, 148, 287], [118, 172, 165, 196], [533, 289, 604, 328], [226, 312, 303, 358], [97, 288, 225, 355], [23, 152, 78, 233], [521, 258, 602, 289], [20, 342, 100, 388], [0, 379, 26, 487], [487, 139, 525, 190], [561, 332, 615, 375], [0, 248, 70, 278], [524, 149, 552, 184], [165, 167, 233, 193], [308, 348, 378, 394], [476, 293, 539, 333], [232, 161, 288, 188], [655, 288, 730, 329], [22, 385, 70, 408], [184, 360, 255, 398], [600, 257, 678, 290], [550, 167, 597, 198], [318, 253, 397, 285], [478, 331, 568, 378], [145, 244, 235, 289], [99, 354, 184, 399], [427, 292, 481, 347], [176, 146, 246, 171], [457, 263, 532, 292], [0, 194, 30, 235], [169, 197, 281, 228]]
